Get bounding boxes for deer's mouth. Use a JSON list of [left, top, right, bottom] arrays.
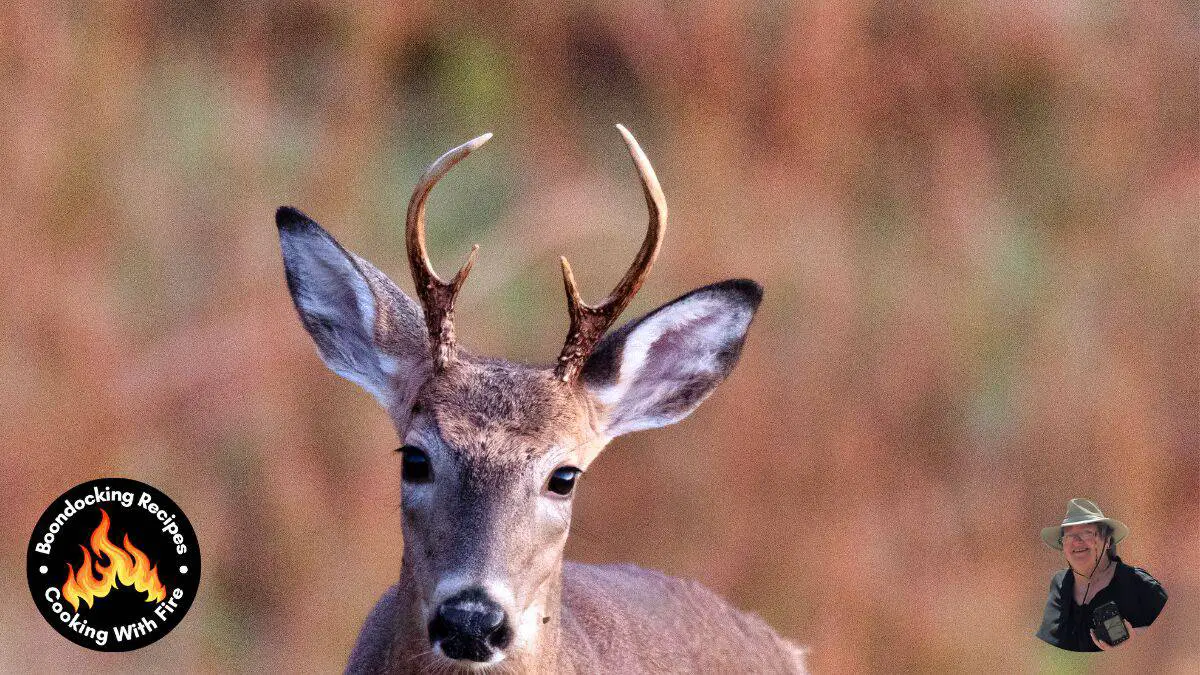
[[431, 639, 507, 667], [430, 628, 510, 665]]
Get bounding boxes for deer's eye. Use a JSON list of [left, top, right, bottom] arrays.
[[547, 467, 581, 496], [399, 445, 432, 483]]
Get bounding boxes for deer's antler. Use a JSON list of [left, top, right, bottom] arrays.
[[556, 125, 667, 383], [406, 133, 492, 369]]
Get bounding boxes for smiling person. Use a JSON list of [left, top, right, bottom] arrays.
[[1035, 498, 1168, 652]]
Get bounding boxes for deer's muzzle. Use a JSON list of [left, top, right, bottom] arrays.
[[428, 587, 513, 662]]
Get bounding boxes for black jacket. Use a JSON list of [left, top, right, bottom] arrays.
[[1035, 556, 1168, 652]]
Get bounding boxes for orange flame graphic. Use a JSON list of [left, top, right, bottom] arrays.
[[61, 509, 167, 610]]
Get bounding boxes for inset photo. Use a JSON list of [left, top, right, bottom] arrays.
[[1035, 498, 1167, 652]]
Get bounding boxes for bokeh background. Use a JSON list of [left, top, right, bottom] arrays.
[[2, 1, 1197, 672]]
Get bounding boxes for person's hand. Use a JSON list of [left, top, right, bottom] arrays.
[[1090, 619, 1135, 650]]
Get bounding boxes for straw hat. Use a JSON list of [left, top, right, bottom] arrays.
[[1040, 498, 1129, 550]]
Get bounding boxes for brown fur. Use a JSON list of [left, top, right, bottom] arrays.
[[349, 562, 805, 674], [558, 563, 804, 673], [419, 358, 597, 459]]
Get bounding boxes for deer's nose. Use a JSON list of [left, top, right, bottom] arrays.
[[428, 588, 512, 662]]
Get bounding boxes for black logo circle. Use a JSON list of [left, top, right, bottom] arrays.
[[26, 478, 201, 651]]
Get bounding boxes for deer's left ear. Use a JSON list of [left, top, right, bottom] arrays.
[[277, 207, 432, 411], [580, 279, 762, 438]]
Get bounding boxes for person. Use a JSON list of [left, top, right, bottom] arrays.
[[1035, 498, 1168, 652]]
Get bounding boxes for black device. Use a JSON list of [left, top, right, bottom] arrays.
[[1091, 601, 1130, 647]]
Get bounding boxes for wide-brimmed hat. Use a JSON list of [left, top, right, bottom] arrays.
[[1040, 498, 1129, 550]]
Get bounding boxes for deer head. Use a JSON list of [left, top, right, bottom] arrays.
[[277, 126, 762, 668]]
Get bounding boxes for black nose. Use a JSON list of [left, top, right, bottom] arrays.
[[428, 588, 512, 662]]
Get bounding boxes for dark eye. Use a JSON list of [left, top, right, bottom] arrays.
[[548, 467, 581, 496], [399, 445, 432, 483]]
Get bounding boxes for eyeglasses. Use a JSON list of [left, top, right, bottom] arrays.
[[1060, 530, 1101, 543]]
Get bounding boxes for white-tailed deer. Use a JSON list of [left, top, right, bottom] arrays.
[[277, 126, 804, 673]]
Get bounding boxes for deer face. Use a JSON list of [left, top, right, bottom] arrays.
[[277, 128, 761, 667], [401, 360, 601, 664]]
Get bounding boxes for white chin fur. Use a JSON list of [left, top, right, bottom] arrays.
[[431, 643, 507, 670]]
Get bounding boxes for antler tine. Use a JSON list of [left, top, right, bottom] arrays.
[[555, 124, 667, 382], [406, 132, 492, 369]]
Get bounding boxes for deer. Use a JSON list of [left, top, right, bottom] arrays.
[[276, 125, 805, 673]]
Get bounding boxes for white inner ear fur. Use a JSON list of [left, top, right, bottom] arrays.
[[282, 230, 399, 406], [593, 294, 753, 437]]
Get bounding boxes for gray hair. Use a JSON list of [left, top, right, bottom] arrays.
[[1097, 523, 1118, 558]]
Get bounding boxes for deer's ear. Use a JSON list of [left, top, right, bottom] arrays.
[[580, 279, 762, 438], [277, 207, 432, 407]]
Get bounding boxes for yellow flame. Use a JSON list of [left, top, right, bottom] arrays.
[[61, 509, 167, 610]]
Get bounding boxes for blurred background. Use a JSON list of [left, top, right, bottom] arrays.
[[2, 1, 1197, 672]]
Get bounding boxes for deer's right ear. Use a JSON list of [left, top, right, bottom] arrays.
[[277, 207, 432, 408], [579, 279, 762, 438]]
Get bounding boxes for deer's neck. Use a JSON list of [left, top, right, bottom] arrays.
[[392, 557, 570, 673]]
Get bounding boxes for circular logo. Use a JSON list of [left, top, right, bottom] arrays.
[[26, 478, 200, 651]]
